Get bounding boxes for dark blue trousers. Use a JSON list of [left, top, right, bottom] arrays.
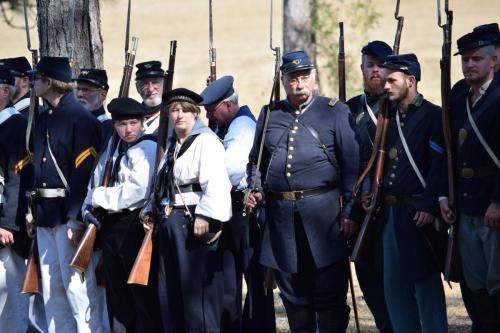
[[157, 208, 224, 333], [221, 199, 276, 333]]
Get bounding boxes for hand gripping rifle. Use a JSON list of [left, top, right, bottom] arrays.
[[438, 0, 461, 283], [128, 41, 177, 286], [206, 0, 217, 131], [21, 0, 41, 295], [351, 1, 404, 263], [69, 34, 139, 274]]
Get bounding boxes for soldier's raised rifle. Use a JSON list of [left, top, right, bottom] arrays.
[[21, 0, 41, 295], [351, 0, 404, 263], [206, 0, 217, 131], [337, 22, 360, 333], [128, 40, 177, 286], [438, 0, 461, 283], [69, 6, 139, 273]]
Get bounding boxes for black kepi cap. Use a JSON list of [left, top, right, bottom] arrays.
[[107, 97, 147, 120], [0, 66, 15, 86], [75, 68, 109, 90], [455, 30, 496, 55], [163, 88, 203, 106], [27, 57, 72, 83], [381, 53, 421, 81], [135, 61, 164, 80], [1, 57, 31, 76], [361, 41, 393, 60]]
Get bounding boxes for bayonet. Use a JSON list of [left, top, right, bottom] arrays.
[[393, 0, 404, 55]]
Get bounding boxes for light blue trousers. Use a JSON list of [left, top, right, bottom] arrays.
[[382, 209, 448, 333]]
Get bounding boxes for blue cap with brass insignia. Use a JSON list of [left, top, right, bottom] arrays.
[[27, 56, 72, 83], [163, 88, 203, 106], [199, 75, 234, 106], [75, 68, 109, 90], [0, 66, 15, 85], [280, 50, 314, 74], [381, 53, 421, 81], [454, 29, 496, 56], [1, 57, 31, 76], [135, 60, 164, 80], [473, 23, 500, 45], [361, 40, 393, 60], [107, 97, 147, 120]]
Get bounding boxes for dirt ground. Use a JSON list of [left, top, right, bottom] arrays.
[[1, 1, 498, 331]]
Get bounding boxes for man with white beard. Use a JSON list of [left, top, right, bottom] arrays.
[[134, 61, 165, 134], [75, 69, 113, 143]]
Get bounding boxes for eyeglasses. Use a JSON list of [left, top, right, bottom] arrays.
[[287, 74, 312, 85], [205, 100, 225, 114]]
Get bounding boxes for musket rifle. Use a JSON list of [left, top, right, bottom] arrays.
[[128, 40, 178, 286], [351, 1, 404, 263], [70, 5, 139, 273], [338, 22, 346, 103], [207, 0, 217, 130], [393, 0, 404, 56], [438, 0, 461, 283], [20, 0, 41, 295]]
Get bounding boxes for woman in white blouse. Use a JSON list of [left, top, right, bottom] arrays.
[[155, 88, 232, 333], [82, 97, 161, 332]]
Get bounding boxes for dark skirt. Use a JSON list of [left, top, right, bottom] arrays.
[[157, 208, 224, 333]]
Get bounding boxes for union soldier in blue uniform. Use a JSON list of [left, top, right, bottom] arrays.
[[200, 76, 276, 333], [135, 60, 165, 134], [0, 66, 33, 332], [74, 68, 113, 142], [0, 57, 32, 117], [246, 51, 360, 332], [445, 24, 500, 333], [29, 56, 106, 332], [440, 29, 500, 332], [347, 41, 393, 333], [378, 54, 448, 333]]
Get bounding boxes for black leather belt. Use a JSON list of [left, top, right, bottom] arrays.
[[384, 194, 421, 205], [175, 183, 202, 194], [460, 166, 498, 179], [267, 184, 338, 201]]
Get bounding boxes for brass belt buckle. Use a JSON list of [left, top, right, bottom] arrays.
[[461, 168, 474, 179], [385, 195, 398, 205], [282, 192, 296, 201]]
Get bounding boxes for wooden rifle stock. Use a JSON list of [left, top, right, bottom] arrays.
[[70, 37, 138, 273], [21, 239, 41, 294], [439, 2, 460, 282], [338, 22, 346, 103], [128, 40, 177, 286], [351, 98, 391, 263]]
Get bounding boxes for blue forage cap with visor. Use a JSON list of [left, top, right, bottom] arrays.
[[1, 57, 31, 76], [280, 50, 314, 75], [135, 61, 165, 80], [454, 29, 497, 56], [381, 53, 421, 81], [0, 66, 15, 86], [199, 75, 234, 106], [75, 68, 109, 91], [473, 23, 500, 45], [27, 56, 72, 83], [361, 40, 393, 60]]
